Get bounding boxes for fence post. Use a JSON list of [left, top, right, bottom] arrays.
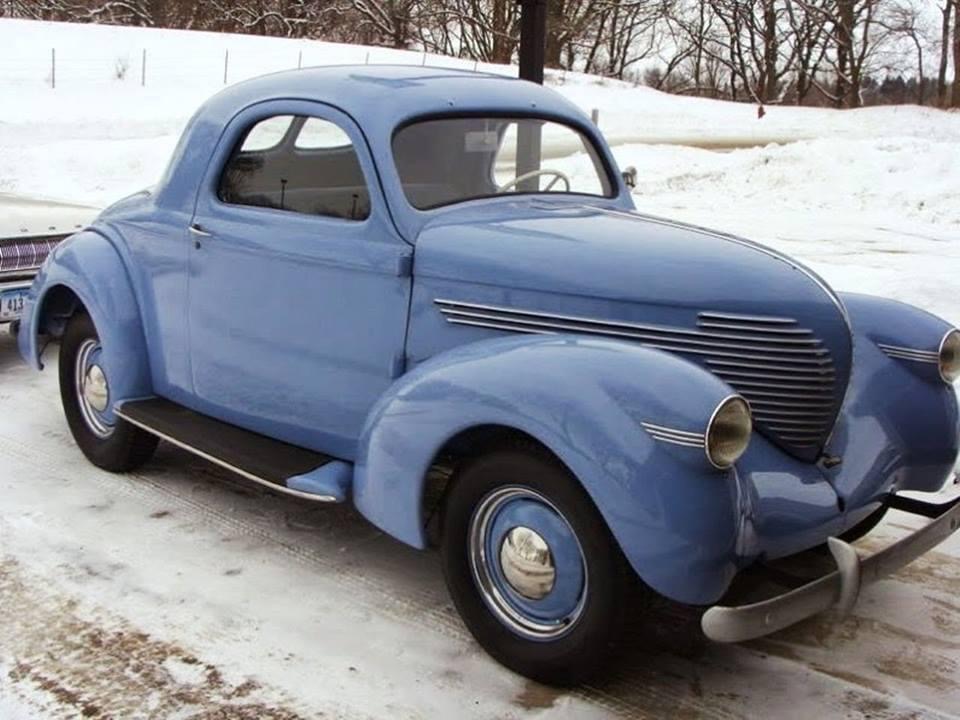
[[51, 48, 56, 89], [421, 51, 426, 66], [223, 49, 229, 85], [365, 51, 370, 65], [141, 48, 147, 87], [590, 108, 599, 126], [297, 49, 302, 69]]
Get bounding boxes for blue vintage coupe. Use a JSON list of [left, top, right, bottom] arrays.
[[18, 66, 960, 684]]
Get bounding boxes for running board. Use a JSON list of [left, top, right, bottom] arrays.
[[116, 398, 350, 503]]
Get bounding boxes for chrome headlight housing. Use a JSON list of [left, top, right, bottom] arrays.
[[706, 396, 752, 469], [940, 329, 960, 384]]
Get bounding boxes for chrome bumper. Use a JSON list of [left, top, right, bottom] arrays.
[[702, 492, 960, 643]]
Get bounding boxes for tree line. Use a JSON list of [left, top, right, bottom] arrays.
[[3, 0, 959, 108]]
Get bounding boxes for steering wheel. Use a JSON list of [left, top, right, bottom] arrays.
[[497, 169, 571, 194]]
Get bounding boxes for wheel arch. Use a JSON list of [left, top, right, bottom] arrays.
[[18, 230, 153, 404], [34, 283, 83, 340], [353, 334, 747, 605], [418, 423, 572, 547]]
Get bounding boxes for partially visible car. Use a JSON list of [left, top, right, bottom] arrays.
[[0, 193, 98, 332]]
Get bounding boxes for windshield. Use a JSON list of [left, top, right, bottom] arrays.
[[392, 116, 615, 210]]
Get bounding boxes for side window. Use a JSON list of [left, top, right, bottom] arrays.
[[219, 114, 371, 221]]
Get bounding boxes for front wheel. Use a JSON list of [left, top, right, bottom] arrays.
[[441, 449, 632, 685], [59, 312, 157, 472]]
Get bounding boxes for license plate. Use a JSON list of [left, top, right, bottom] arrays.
[[0, 289, 27, 322]]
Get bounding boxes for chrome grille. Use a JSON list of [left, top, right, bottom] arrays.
[[697, 313, 836, 450], [435, 300, 838, 455], [0, 235, 65, 275]]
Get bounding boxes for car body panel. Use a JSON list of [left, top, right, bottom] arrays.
[[354, 334, 747, 604], [19, 230, 152, 421], [18, 66, 960, 609], [185, 99, 412, 458], [407, 199, 853, 462]]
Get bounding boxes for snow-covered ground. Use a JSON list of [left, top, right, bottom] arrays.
[[2, 17, 960, 718], [1, 336, 959, 718]]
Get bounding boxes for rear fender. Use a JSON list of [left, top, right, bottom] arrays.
[[19, 230, 152, 420], [354, 334, 747, 605]]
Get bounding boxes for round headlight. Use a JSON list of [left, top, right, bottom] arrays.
[[706, 396, 752, 469], [940, 329, 960, 383]]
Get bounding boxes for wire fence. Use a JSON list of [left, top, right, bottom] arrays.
[[1, 43, 519, 90]]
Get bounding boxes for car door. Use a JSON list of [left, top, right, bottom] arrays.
[[187, 100, 412, 460]]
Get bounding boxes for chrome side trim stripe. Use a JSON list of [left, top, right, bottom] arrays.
[[878, 343, 939, 364], [640, 421, 706, 448], [443, 315, 831, 365], [434, 297, 840, 454], [115, 408, 339, 503], [697, 311, 797, 325], [437, 300, 823, 348]]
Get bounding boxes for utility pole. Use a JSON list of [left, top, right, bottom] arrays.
[[515, 0, 547, 191], [517, 0, 547, 84]]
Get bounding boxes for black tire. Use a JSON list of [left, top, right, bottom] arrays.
[[441, 449, 632, 685], [59, 312, 158, 472]]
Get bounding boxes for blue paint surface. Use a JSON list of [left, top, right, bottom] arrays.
[[287, 460, 353, 502], [18, 66, 959, 607]]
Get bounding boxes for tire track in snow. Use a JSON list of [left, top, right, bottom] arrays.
[[0, 555, 319, 720], [0, 430, 741, 720]]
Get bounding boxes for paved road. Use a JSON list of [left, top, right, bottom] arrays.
[[0, 329, 958, 719]]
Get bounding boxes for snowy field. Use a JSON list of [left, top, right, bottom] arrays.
[[2, 17, 960, 719]]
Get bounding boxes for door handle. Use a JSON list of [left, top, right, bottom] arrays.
[[189, 223, 212, 248]]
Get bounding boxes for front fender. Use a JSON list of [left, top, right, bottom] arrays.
[[354, 334, 746, 605], [18, 230, 152, 419], [829, 293, 959, 507]]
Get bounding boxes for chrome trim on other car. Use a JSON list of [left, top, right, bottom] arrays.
[[702, 492, 960, 643], [640, 421, 706, 448], [0, 235, 64, 275]]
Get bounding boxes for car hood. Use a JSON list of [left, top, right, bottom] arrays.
[[413, 199, 853, 462]]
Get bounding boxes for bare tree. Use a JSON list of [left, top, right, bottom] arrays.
[[954, 0, 960, 107], [784, 0, 830, 103]]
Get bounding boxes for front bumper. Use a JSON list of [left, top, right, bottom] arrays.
[[702, 491, 960, 643]]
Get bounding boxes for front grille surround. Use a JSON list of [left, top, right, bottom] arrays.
[[0, 235, 66, 275], [435, 299, 840, 459]]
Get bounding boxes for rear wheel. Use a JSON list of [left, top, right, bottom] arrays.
[[59, 312, 157, 472], [441, 449, 631, 685]]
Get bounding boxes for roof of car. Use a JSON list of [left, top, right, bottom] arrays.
[[152, 64, 627, 235], [200, 64, 587, 132]]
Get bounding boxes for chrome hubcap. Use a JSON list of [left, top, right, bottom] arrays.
[[499, 526, 555, 600], [75, 338, 113, 438], [83, 364, 109, 412], [469, 486, 587, 640]]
